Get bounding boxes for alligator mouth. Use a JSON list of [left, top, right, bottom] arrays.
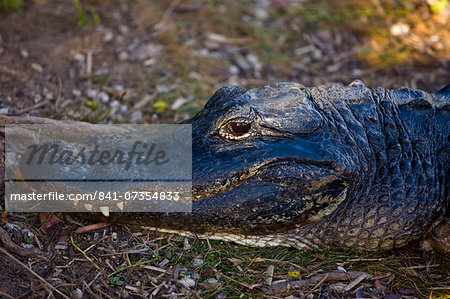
[[192, 158, 341, 201]]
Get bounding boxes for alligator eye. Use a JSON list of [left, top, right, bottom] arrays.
[[227, 121, 251, 135], [219, 119, 254, 140]]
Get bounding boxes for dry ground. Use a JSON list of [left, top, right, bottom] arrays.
[[0, 0, 449, 298]]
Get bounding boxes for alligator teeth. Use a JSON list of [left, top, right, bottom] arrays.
[[100, 206, 110, 217], [84, 203, 93, 211], [73, 199, 80, 206], [116, 201, 124, 211]]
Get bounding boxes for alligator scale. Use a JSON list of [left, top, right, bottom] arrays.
[[1, 81, 449, 251]]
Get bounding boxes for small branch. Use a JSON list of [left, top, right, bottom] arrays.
[[343, 273, 369, 292], [0, 291, 15, 299], [55, 76, 63, 113], [154, 0, 181, 32], [272, 271, 370, 292], [86, 50, 93, 86], [303, 273, 329, 298], [74, 222, 110, 234], [0, 226, 44, 257], [10, 99, 50, 116]]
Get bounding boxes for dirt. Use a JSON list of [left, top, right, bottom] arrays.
[[1, 0, 449, 122]]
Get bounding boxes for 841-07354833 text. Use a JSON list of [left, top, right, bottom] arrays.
[[8, 191, 182, 202]]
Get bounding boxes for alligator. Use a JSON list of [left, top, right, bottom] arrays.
[[1, 81, 449, 252]]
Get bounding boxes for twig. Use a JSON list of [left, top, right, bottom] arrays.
[[88, 271, 102, 287], [11, 99, 50, 116], [99, 248, 150, 256], [86, 50, 93, 86], [155, 0, 181, 32], [172, 264, 180, 280], [249, 257, 308, 272], [343, 273, 369, 292], [401, 264, 440, 270], [271, 271, 370, 292], [215, 270, 261, 290], [132, 94, 156, 111], [55, 76, 63, 113], [70, 235, 107, 277], [348, 258, 387, 262], [0, 226, 44, 257], [75, 222, 110, 234], [172, 278, 202, 299], [173, 2, 202, 13], [205, 233, 212, 250], [0, 65, 26, 83], [0, 246, 71, 299], [108, 259, 156, 277], [303, 273, 329, 298], [265, 265, 275, 286], [140, 264, 172, 275], [0, 291, 16, 299], [151, 281, 166, 297], [64, 216, 85, 227]]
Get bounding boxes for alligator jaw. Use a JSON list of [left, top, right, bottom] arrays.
[[141, 226, 319, 249], [192, 158, 344, 201]]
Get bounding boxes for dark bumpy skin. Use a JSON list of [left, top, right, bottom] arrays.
[[3, 81, 450, 251], [84, 81, 448, 251]]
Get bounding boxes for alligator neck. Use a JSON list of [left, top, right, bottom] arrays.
[[432, 88, 450, 168], [316, 87, 446, 250]]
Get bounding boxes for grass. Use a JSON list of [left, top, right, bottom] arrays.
[[72, 0, 101, 26], [14, 216, 441, 298], [0, 0, 22, 12], [133, 230, 447, 297]]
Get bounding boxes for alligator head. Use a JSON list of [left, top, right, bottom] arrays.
[[185, 83, 356, 233]]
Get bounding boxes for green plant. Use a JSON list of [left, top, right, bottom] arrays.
[[0, 0, 23, 12], [72, 0, 101, 27], [22, 232, 34, 244], [429, 0, 448, 14], [109, 276, 125, 286]]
